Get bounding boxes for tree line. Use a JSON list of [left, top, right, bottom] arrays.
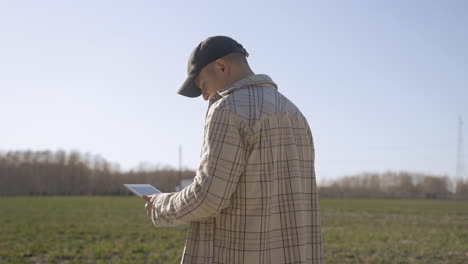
[[318, 171, 468, 199], [0, 150, 195, 196], [1, 150, 467, 199]]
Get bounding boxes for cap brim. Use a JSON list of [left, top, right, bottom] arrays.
[[177, 74, 202, 98]]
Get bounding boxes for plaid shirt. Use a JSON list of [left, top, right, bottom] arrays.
[[150, 74, 324, 264]]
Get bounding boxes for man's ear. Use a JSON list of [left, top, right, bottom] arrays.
[[215, 59, 228, 73]]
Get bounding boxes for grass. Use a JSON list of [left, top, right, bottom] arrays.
[[0, 197, 187, 263], [0, 197, 467, 263], [320, 199, 468, 263]]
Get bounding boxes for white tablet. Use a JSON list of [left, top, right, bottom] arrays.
[[123, 184, 161, 197]]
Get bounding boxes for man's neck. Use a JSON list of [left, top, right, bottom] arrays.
[[225, 70, 255, 89]]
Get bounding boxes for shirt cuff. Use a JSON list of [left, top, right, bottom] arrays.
[[150, 192, 180, 227]]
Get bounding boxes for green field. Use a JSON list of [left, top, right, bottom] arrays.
[[0, 197, 467, 263]]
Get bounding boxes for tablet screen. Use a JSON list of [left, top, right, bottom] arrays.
[[123, 184, 161, 197]]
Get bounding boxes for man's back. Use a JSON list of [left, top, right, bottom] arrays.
[[147, 35, 324, 264], [180, 74, 324, 264]]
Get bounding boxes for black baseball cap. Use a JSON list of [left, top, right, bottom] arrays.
[[177, 36, 249, 98]]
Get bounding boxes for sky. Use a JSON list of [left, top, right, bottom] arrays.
[[1, 0, 467, 182]]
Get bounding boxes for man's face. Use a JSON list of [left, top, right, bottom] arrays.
[[195, 62, 227, 101]]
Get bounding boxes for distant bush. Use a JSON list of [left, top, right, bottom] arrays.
[[319, 171, 466, 200], [455, 179, 468, 199]]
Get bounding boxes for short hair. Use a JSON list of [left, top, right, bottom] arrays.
[[202, 52, 249, 78], [222, 52, 248, 65]]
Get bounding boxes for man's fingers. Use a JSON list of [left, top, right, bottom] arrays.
[[143, 194, 157, 217], [145, 201, 153, 216]]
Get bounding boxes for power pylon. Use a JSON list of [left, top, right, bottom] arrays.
[[178, 145, 183, 183], [456, 115, 466, 180]]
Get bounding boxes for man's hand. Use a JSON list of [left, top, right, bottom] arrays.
[[142, 195, 156, 217]]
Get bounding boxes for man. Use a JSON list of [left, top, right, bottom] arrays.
[[143, 36, 324, 264]]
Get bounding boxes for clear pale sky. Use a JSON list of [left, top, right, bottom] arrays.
[[1, 0, 467, 182]]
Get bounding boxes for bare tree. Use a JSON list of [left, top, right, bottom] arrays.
[[0, 149, 196, 196]]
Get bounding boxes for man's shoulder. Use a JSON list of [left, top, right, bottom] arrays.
[[209, 86, 306, 132]]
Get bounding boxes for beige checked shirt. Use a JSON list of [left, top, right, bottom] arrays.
[[150, 74, 324, 264]]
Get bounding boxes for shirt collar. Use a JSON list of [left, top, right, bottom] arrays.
[[208, 74, 278, 102]]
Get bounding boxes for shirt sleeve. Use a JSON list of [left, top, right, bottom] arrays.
[[150, 107, 247, 227]]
